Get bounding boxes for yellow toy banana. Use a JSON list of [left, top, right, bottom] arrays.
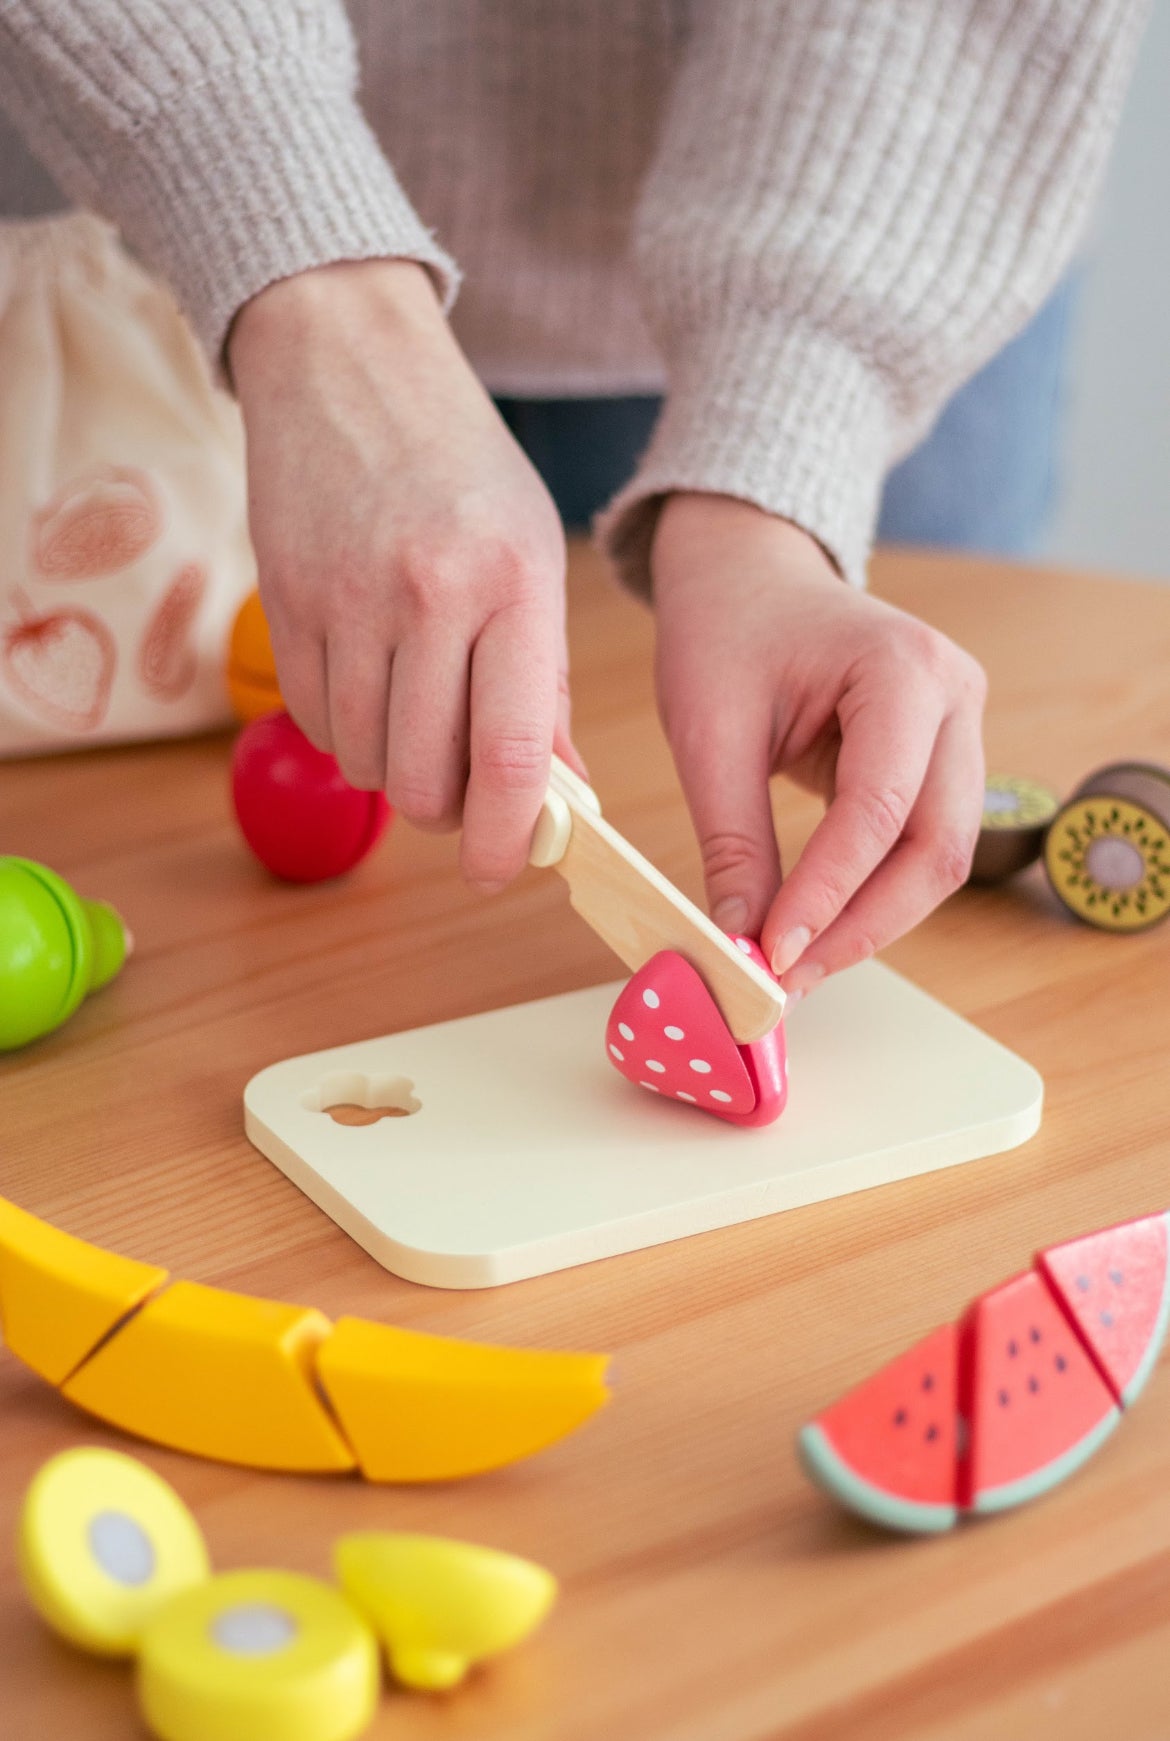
[[0, 1194, 610, 1480]]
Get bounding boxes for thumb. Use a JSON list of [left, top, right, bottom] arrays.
[[666, 705, 782, 940]]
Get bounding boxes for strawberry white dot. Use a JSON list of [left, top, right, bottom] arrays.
[[688, 1059, 712, 1074], [646, 1059, 666, 1074], [642, 989, 660, 1009], [664, 1025, 685, 1041], [618, 1023, 635, 1042], [710, 1089, 733, 1103], [639, 1081, 659, 1092], [609, 1044, 624, 1061], [676, 1091, 697, 1103], [734, 937, 754, 955]]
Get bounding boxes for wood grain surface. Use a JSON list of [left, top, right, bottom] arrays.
[[3, 543, 1170, 1740]]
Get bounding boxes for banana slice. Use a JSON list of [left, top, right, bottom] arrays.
[[137, 1569, 379, 1741], [18, 1448, 210, 1656], [317, 1316, 611, 1482], [335, 1532, 556, 1690], [0, 1194, 166, 1384], [62, 1281, 355, 1473]]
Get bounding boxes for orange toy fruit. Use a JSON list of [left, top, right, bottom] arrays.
[[226, 591, 283, 722]]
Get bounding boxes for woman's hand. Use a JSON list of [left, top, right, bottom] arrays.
[[651, 493, 987, 999], [229, 258, 579, 891]]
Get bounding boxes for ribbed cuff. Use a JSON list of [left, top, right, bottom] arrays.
[[596, 316, 894, 599], [91, 60, 460, 368]]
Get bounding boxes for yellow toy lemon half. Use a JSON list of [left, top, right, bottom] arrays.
[[18, 1447, 210, 1657], [137, 1569, 379, 1741], [334, 1532, 557, 1691]]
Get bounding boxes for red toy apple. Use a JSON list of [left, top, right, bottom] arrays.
[[231, 711, 391, 883]]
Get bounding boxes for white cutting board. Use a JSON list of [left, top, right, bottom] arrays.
[[244, 962, 1042, 1290]]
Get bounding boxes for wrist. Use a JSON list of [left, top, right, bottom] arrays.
[[228, 258, 445, 387], [653, 493, 841, 591]]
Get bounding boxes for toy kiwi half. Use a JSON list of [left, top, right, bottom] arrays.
[[969, 776, 1061, 884], [1044, 762, 1170, 932]]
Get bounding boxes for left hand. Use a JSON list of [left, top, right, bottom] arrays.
[[651, 492, 988, 1000]]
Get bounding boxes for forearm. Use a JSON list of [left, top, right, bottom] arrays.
[[602, 0, 1149, 593], [0, 0, 458, 363]]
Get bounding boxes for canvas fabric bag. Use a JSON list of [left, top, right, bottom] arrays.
[[0, 212, 254, 755]]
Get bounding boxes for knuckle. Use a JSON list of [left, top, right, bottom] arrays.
[[852, 784, 911, 849], [700, 828, 768, 883], [932, 826, 978, 892], [957, 651, 989, 705], [473, 730, 549, 791]]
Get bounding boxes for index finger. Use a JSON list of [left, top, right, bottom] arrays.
[[761, 676, 945, 975], [460, 602, 560, 890]]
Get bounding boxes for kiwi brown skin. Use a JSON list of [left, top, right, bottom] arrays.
[[968, 776, 1060, 885]]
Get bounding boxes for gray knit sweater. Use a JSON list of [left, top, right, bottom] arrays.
[[0, 1, 1149, 592]]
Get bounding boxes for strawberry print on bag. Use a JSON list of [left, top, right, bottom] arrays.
[[2, 590, 116, 732]]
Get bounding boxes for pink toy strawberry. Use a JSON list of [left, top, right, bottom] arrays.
[[605, 936, 787, 1127]]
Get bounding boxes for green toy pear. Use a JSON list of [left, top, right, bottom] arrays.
[[0, 857, 131, 1050]]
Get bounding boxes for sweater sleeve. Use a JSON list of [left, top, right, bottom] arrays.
[[0, 0, 459, 363], [598, 0, 1149, 594]]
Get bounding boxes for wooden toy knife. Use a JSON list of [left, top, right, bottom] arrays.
[[531, 756, 785, 1045]]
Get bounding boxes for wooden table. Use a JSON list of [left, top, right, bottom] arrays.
[[4, 545, 1170, 1740]]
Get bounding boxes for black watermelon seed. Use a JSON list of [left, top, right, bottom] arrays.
[[1007, 1339, 1019, 1358], [998, 1389, 1010, 1407], [925, 1424, 939, 1442], [1055, 1354, 1068, 1372], [922, 1374, 935, 1392], [893, 1408, 908, 1426], [1100, 1310, 1115, 1329], [1109, 1269, 1124, 1287], [1028, 1376, 1040, 1393], [1076, 1275, 1091, 1293], [1030, 1326, 1042, 1343]]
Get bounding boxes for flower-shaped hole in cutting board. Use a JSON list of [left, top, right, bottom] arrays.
[[301, 1070, 421, 1126]]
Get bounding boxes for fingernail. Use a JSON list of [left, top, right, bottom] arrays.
[[783, 960, 825, 1001], [713, 897, 749, 934], [770, 925, 812, 977]]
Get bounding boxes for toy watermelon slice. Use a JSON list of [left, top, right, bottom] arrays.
[[1037, 1211, 1170, 1408], [799, 1208, 1170, 1534], [797, 1325, 960, 1534], [959, 1271, 1120, 1515]]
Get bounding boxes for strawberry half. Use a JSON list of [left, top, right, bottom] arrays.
[[604, 937, 787, 1127]]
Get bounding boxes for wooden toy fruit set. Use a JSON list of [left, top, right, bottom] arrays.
[[973, 762, 1170, 932], [800, 1209, 1170, 1532], [20, 1446, 556, 1741]]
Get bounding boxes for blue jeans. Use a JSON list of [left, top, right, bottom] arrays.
[[496, 279, 1075, 556]]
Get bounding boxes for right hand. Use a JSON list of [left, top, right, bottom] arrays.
[[228, 258, 579, 891]]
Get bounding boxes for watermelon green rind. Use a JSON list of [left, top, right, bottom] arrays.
[[1119, 1211, 1170, 1407], [797, 1424, 958, 1535], [970, 1407, 1120, 1515]]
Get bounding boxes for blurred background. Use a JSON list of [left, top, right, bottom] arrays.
[[1044, 0, 1170, 580]]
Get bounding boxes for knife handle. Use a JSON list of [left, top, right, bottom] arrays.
[[530, 756, 785, 1045]]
